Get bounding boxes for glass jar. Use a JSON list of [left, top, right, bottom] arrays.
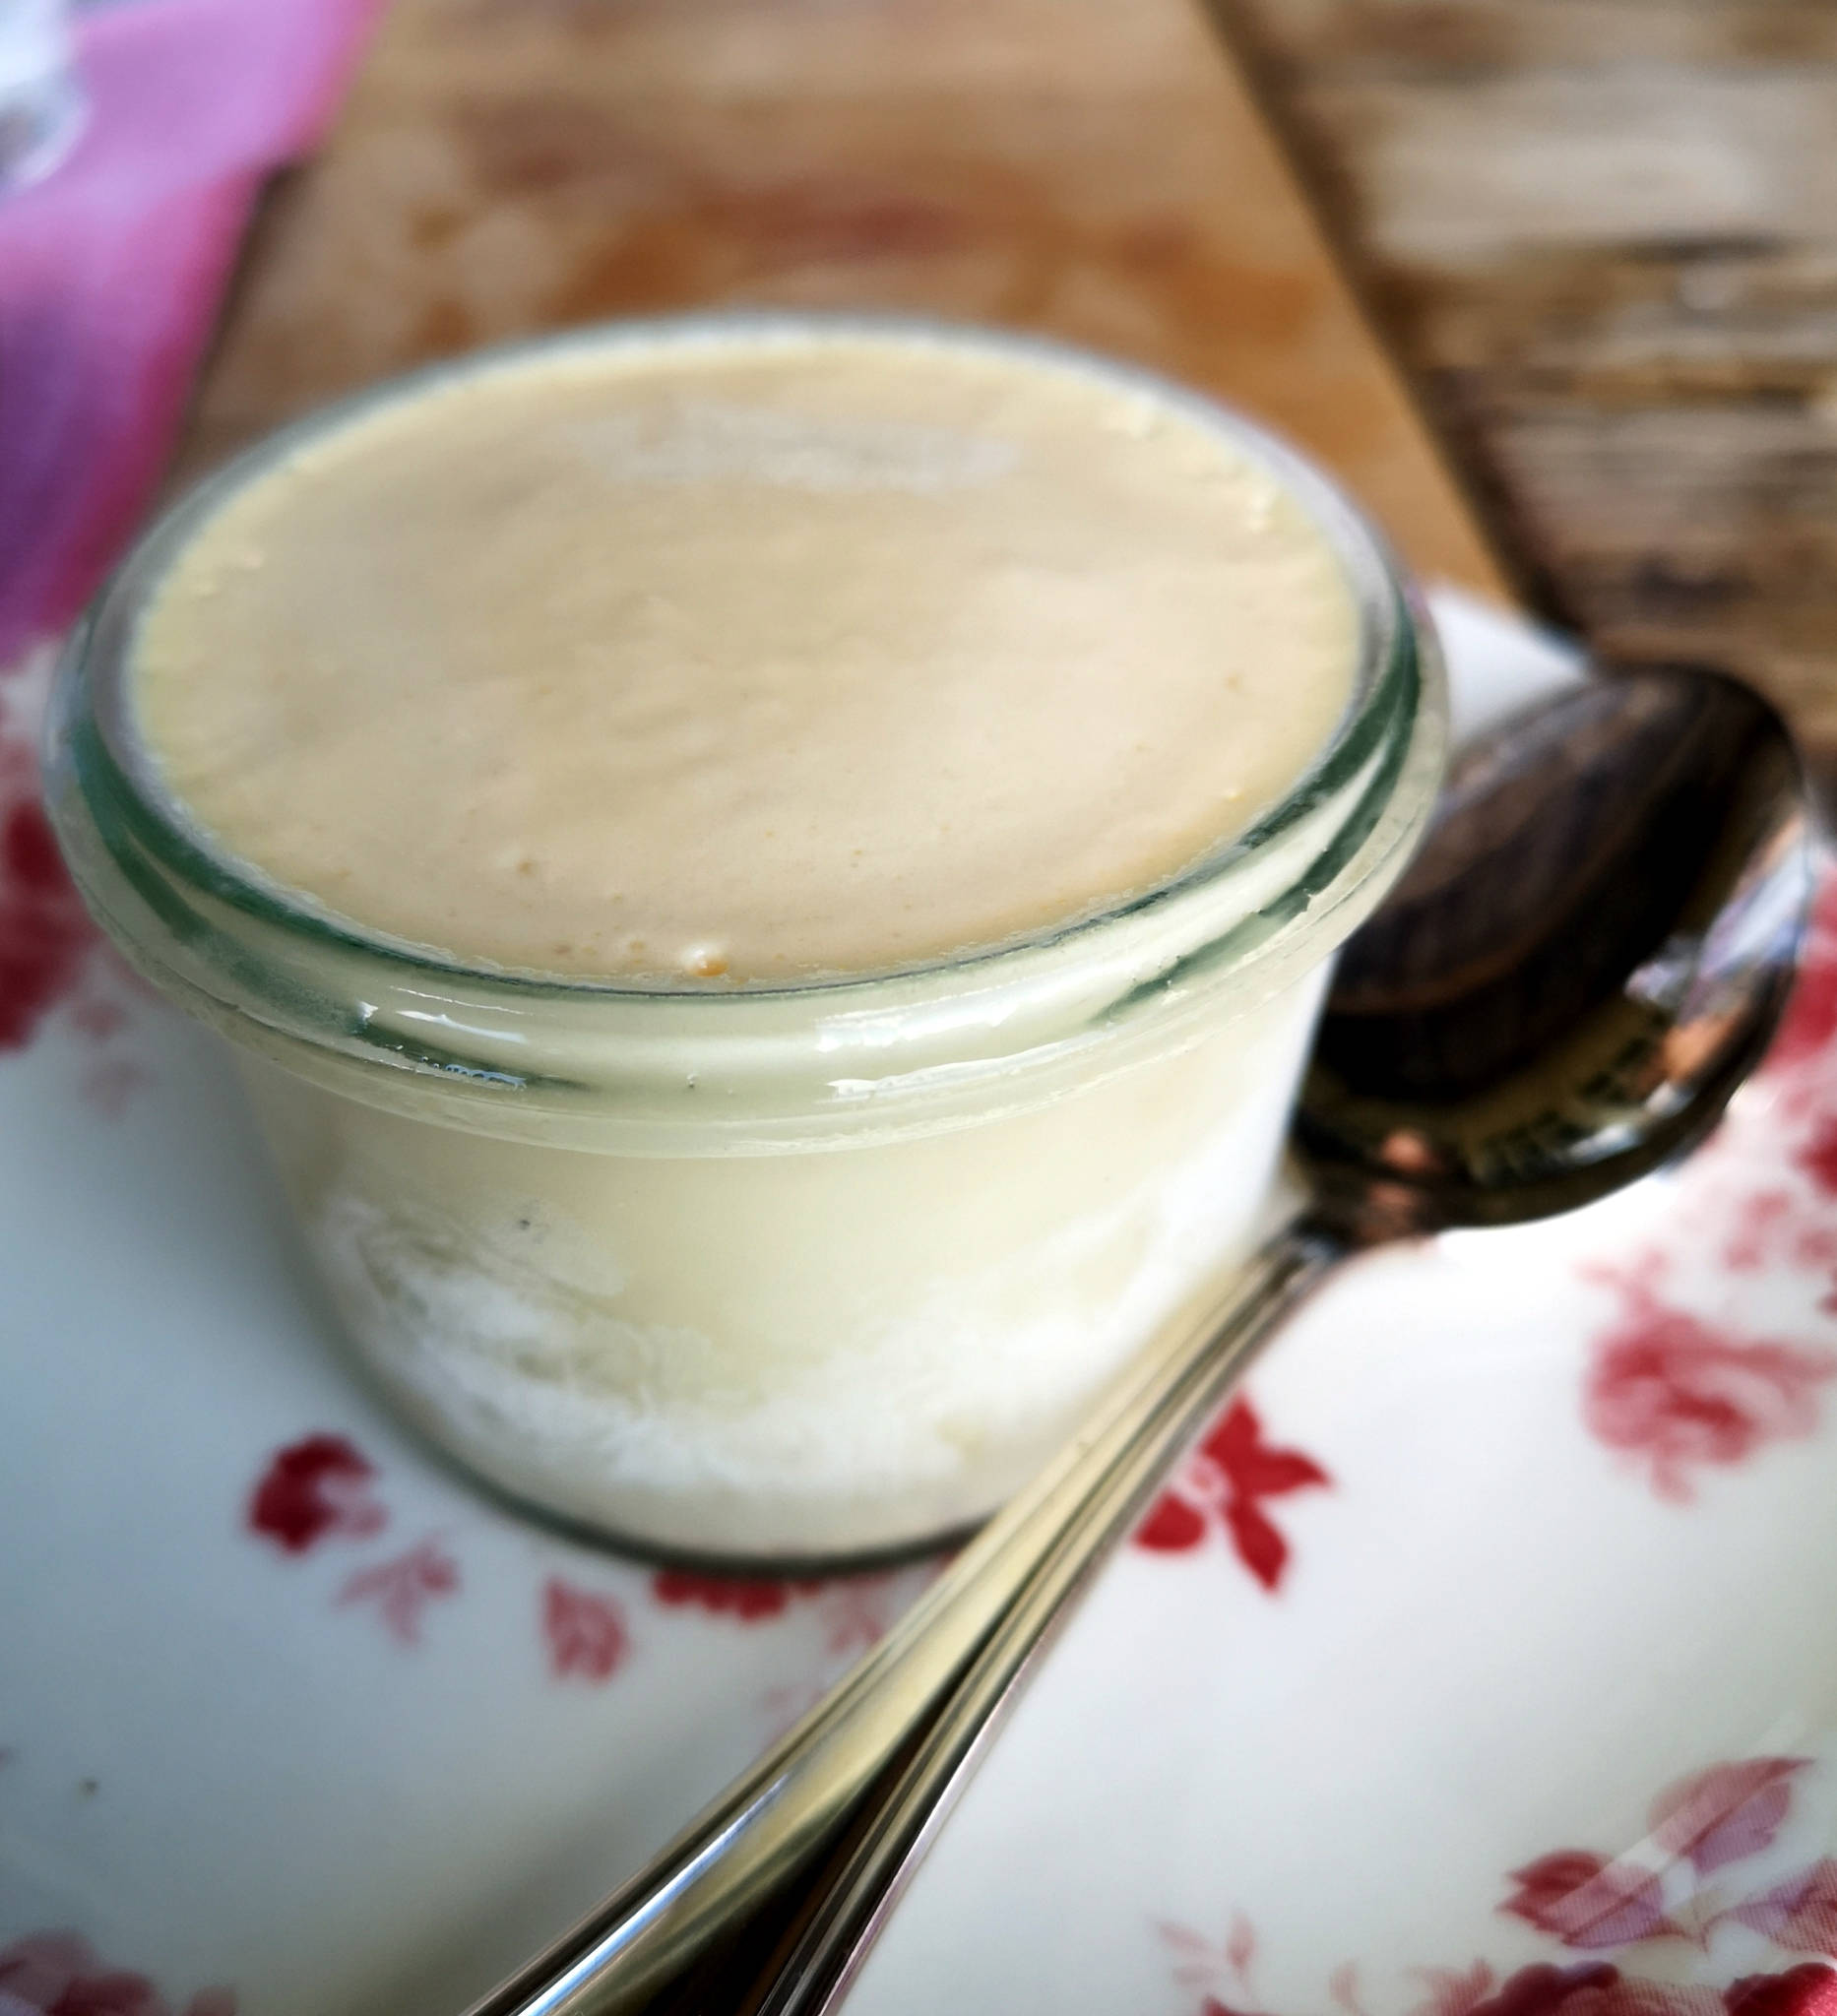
[[43, 316, 1447, 1566]]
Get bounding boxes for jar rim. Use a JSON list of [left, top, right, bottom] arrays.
[[46, 311, 1446, 1145], [66, 310, 1411, 998]]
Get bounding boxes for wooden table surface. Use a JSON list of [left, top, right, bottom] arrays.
[[183, 0, 1505, 600], [1225, 0, 1837, 759], [190, 0, 1835, 760]]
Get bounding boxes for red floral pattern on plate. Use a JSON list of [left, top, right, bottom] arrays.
[[649, 1566, 927, 1740], [1158, 1753, 1837, 2016], [1733, 1863, 1837, 1951], [0, 657, 151, 1102], [0, 763, 95, 1055], [1582, 1271, 1836, 1501], [651, 1570, 819, 1621], [240, 1436, 657, 1681], [1769, 892, 1837, 1077], [1134, 1397, 1330, 1590], [1775, 892, 1837, 1219], [754, 1568, 939, 1732], [543, 1578, 630, 1683], [1494, 1756, 1827, 1959], [1501, 1853, 1680, 1950], [337, 1538, 460, 1645], [1726, 1969, 1837, 2016], [0, 1930, 234, 2016], [806, 1575, 916, 1658], [1653, 1760, 1810, 1877], [246, 1433, 387, 1553], [1430, 1961, 1830, 2016], [1576, 876, 1837, 1496]]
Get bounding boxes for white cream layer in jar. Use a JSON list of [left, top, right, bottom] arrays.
[[52, 315, 1443, 1562], [234, 974, 1323, 1555]]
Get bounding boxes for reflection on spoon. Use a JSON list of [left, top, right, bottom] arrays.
[[468, 664, 1813, 2016], [1305, 666, 1810, 1231]]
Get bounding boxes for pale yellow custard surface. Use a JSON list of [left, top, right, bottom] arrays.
[[130, 327, 1357, 982]]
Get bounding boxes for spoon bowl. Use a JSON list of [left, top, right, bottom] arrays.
[[1305, 665, 1810, 1235], [470, 663, 1812, 2016]]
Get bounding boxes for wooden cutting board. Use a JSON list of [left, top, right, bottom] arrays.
[[183, 0, 1508, 604]]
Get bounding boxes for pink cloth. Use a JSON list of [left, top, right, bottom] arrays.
[[0, 0, 384, 670]]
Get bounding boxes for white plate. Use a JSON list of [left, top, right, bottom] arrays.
[[9, 599, 1837, 2016]]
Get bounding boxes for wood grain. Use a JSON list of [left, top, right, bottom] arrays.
[[1222, 0, 1837, 755], [181, 0, 1505, 600]]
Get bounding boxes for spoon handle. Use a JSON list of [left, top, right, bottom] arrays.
[[734, 1217, 1341, 2016], [469, 1220, 1339, 2016]]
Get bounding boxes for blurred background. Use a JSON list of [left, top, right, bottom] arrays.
[[5, 0, 1836, 755]]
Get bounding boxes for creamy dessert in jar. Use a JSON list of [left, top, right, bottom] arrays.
[[46, 315, 1446, 1562]]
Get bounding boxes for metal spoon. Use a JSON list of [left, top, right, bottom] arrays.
[[468, 663, 1811, 2016]]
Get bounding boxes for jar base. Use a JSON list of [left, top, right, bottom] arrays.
[[383, 1385, 986, 1573]]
